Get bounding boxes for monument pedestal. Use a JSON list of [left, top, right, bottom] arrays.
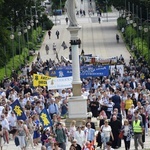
[[68, 96, 87, 118], [65, 96, 87, 128], [66, 25, 87, 125]]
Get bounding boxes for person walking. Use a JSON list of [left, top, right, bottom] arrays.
[[0, 124, 3, 150], [56, 30, 60, 39], [48, 98, 59, 119], [74, 126, 85, 148], [1, 114, 9, 144], [111, 91, 121, 113], [85, 123, 95, 144], [27, 116, 35, 149], [110, 115, 122, 149], [53, 43, 56, 54], [132, 116, 144, 150], [69, 120, 76, 142], [45, 44, 49, 55], [61, 41, 67, 50], [124, 95, 133, 116], [121, 119, 133, 150], [48, 30, 51, 39], [55, 123, 66, 150], [116, 34, 119, 43], [17, 120, 29, 150], [101, 119, 114, 150], [98, 17, 101, 23], [65, 17, 69, 25]]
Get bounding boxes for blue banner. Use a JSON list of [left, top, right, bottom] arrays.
[[10, 100, 27, 120], [39, 108, 52, 128], [49, 65, 109, 78]]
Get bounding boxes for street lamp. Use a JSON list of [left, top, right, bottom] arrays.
[[10, 33, 15, 69], [129, 20, 133, 46], [24, 25, 31, 59], [133, 22, 137, 27], [126, 16, 130, 25], [106, 0, 108, 22], [35, 19, 39, 38], [31, 21, 34, 42], [18, 31, 21, 61], [139, 25, 143, 54], [144, 27, 150, 64]]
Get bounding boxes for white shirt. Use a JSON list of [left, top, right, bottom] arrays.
[[82, 91, 89, 99], [101, 125, 111, 137], [124, 126, 129, 136], [8, 115, 17, 127], [74, 130, 85, 147], [1, 118, 10, 130]]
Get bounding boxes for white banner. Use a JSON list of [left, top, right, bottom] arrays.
[[47, 76, 73, 90], [110, 65, 124, 77]]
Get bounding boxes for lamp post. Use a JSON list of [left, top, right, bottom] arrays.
[[3, 46, 7, 76], [133, 22, 137, 35], [10, 33, 15, 69], [139, 25, 143, 54], [130, 19, 133, 46], [24, 24, 31, 60], [31, 20, 34, 42], [144, 26, 150, 64], [125, 0, 127, 12], [18, 31, 21, 61], [60, 0, 62, 9], [35, 19, 39, 38], [106, 0, 108, 22]]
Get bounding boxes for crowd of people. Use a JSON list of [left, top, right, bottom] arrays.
[[0, 46, 150, 150]]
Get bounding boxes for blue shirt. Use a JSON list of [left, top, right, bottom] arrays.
[[48, 103, 59, 114], [87, 128, 95, 141]]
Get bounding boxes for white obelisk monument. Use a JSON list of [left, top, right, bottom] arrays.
[[65, 0, 87, 118]]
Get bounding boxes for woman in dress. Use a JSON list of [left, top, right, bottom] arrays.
[[69, 120, 76, 142], [121, 119, 133, 150], [27, 116, 35, 148], [74, 126, 85, 148], [33, 115, 41, 146]]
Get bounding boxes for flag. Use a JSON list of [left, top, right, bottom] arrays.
[[33, 74, 54, 87], [10, 99, 27, 120], [39, 108, 52, 128]]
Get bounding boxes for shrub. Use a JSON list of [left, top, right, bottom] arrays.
[[44, 19, 54, 30], [117, 17, 126, 30], [28, 42, 36, 50], [125, 25, 137, 45]]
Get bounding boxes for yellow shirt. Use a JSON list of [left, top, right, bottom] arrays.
[[125, 99, 133, 110]]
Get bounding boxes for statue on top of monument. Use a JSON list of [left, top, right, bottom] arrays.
[[65, 0, 78, 27]]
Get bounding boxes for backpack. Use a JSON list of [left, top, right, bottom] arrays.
[[14, 136, 19, 146]]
